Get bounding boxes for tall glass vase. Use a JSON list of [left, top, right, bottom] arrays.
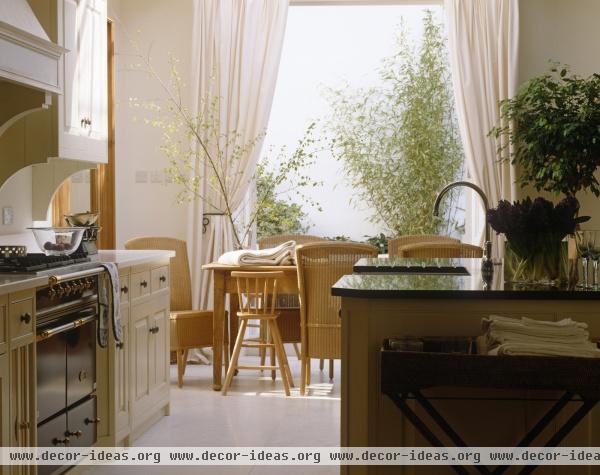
[[504, 240, 568, 286]]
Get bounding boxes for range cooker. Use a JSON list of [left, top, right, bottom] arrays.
[[0, 251, 91, 274], [1, 253, 105, 475]]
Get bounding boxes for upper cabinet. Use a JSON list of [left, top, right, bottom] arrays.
[[58, 0, 108, 162], [12, 0, 109, 165]]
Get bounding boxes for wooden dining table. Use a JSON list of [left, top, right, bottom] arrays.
[[201, 263, 299, 390]]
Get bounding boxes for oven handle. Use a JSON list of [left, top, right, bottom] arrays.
[[48, 267, 104, 287], [37, 311, 97, 342]]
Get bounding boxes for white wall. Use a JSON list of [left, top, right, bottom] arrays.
[[70, 171, 91, 214], [110, 0, 193, 247], [0, 167, 33, 235], [517, 0, 600, 223]]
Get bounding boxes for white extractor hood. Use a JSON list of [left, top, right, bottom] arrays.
[[0, 0, 65, 94]]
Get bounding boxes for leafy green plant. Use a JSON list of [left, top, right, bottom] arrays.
[[128, 43, 320, 248], [490, 64, 600, 197], [255, 122, 323, 239], [326, 235, 351, 242], [325, 11, 464, 236], [364, 233, 389, 254]]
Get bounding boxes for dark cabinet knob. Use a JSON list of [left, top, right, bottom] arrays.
[[84, 417, 100, 425], [159, 275, 166, 283], [140, 280, 148, 288], [121, 285, 129, 294], [116, 341, 124, 349], [20, 313, 31, 324], [53, 437, 70, 446], [66, 430, 82, 438], [149, 326, 160, 334]]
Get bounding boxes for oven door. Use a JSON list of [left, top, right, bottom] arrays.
[[37, 306, 97, 424], [66, 316, 96, 407], [36, 331, 66, 424]]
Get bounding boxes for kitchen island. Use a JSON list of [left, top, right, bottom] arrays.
[[332, 258, 600, 475]]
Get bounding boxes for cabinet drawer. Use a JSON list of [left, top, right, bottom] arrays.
[[119, 273, 131, 304], [8, 292, 34, 342], [151, 266, 169, 294], [0, 296, 7, 354], [130, 271, 151, 300]]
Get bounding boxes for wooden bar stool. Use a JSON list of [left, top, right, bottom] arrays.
[[222, 271, 294, 396]]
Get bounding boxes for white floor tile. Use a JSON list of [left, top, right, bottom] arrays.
[[84, 356, 340, 475]]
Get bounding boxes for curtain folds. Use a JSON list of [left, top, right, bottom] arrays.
[[188, 0, 288, 310], [444, 0, 519, 257]]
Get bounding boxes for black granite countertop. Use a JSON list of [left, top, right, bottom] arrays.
[[332, 257, 600, 300]]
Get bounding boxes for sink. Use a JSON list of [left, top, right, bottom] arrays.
[[353, 257, 471, 276]]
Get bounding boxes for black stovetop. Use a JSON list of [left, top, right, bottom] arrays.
[[0, 252, 90, 273]]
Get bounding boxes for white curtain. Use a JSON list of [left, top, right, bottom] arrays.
[[187, 0, 288, 310], [444, 0, 519, 257]]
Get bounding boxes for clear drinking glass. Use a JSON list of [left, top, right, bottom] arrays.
[[576, 230, 596, 289], [590, 231, 600, 290]]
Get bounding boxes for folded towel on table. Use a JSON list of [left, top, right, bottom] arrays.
[[483, 315, 590, 346], [488, 341, 600, 358], [217, 240, 296, 266], [483, 315, 588, 335], [481, 315, 600, 358]]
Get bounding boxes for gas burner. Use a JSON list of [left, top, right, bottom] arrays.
[[0, 252, 90, 273]]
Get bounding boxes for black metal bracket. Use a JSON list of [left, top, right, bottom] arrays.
[[202, 213, 226, 234], [385, 389, 598, 475]]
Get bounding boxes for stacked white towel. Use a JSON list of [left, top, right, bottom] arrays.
[[482, 315, 600, 358], [217, 240, 296, 266]]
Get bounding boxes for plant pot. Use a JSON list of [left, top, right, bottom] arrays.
[[504, 239, 569, 286]]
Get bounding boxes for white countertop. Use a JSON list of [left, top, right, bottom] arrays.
[[0, 274, 48, 294], [0, 250, 175, 295], [94, 249, 175, 267]]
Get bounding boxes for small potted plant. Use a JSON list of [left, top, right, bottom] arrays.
[[487, 196, 589, 285]]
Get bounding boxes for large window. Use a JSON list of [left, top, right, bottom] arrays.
[[261, 4, 473, 242]]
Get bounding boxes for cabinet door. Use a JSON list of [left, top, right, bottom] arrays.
[[148, 308, 168, 395], [60, 0, 108, 162], [9, 342, 35, 475], [0, 353, 9, 472], [0, 296, 7, 356], [115, 316, 129, 435], [131, 311, 149, 405]]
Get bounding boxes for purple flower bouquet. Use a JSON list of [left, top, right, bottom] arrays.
[[487, 196, 589, 284]]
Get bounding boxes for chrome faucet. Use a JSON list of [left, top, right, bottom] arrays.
[[433, 181, 493, 276]]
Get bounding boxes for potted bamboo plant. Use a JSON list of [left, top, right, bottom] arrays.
[[489, 64, 599, 284]]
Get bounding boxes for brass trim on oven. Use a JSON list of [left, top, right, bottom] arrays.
[[36, 314, 96, 342]]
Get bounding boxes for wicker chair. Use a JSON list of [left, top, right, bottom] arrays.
[[124, 237, 213, 388], [399, 242, 484, 258], [257, 234, 326, 362], [257, 234, 324, 249], [296, 241, 378, 395], [388, 234, 459, 257]]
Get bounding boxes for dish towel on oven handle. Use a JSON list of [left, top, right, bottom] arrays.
[[98, 262, 123, 348]]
